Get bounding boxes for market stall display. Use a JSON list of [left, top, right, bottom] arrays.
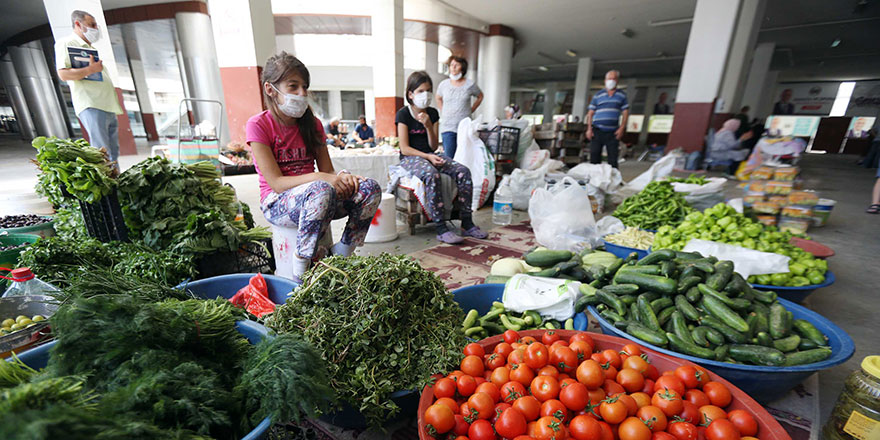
[[0, 234, 41, 274], [0, 215, 54, 238], [613, 180, 693, 230], [417, 330, 790, 440], [0, 295, 56, 358], [604, 227, 654, 259]]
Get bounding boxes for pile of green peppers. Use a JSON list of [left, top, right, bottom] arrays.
[[653, 203, 827, 287], [613, 181, 693, 230]]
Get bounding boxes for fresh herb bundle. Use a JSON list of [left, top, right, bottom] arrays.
[[31, 136, 116, 204], [265, 254, 467, 428]]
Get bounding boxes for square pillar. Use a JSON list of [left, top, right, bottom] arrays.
[[571, 57, 593, 120], [372, 0, 404, 137]]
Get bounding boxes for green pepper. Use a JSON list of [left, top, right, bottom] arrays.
[[685, 212, 703, 222], [728, 230, 745, 241], [790, 276, 810, 287], [756, 274, 772, 285], [806, 270, 825, 285], [725, 222, 738, 233], [815, 259, 828, 272], [742, 238, 756, 249], [717, 216, 733, 229], [744, 224, 763, 237], [770, 272, 791, 285], [789, 262, 807, 276]]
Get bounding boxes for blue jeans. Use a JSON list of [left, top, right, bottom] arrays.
[[442, 131, 458, 159], [78, 108, 119, 163]]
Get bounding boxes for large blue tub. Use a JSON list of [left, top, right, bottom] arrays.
[[176, 273, 299, 305], [451, 283, 588, 331], [750, 270, 836, 304]]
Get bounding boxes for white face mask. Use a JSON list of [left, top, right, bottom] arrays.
[[271, 84, 309, 118], [605, 79, 617, 90], [450, 73, 462, 81], [83, 26, 101, 44], [413, 91, 432, 108]]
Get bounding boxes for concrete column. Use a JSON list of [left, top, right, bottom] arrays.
[[44, 0, 136, 154], [623, 78, 638, 110], [638, 85, 659, 146], [571, 57, 593, 120], [121, 23, 159, 141], [39, 37, 74, 137], [425, 41, 442, 87], [328, 89, 343, 119], [740, 42, 776, 117], [482, 25, 515, 121], [717, 0, 766, 115], [8, 42, 68, 138], [668, 0, 742, 152], [274, 16, 296, 55], [371, 0, 404, 137], [175, 11, 230, 144], [209, 0, 274, 144], [475, 35, 488, 96], [543, 82, 558, 122], [364, 88, 376, 131], [756, 70, 779, 119], [0, 54, 37, 139]]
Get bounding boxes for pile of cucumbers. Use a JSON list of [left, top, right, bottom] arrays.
[[578, 249, 833, 367], [461, 302, 580, 340]]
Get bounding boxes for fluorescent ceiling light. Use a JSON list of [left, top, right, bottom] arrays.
[[537, 66, 549, 71], [829, 81, 855, 116], [831, 38, 841, 47], [566, 49, 577, 57], [648, 17, 693, 27]]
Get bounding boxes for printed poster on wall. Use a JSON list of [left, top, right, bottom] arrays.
[[846, 117, 876, 138], [764, 116, 821, 137], [647, 115, 674, 133], [626, 115, 644, 133]]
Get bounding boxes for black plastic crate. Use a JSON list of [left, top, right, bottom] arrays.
[[195, 238, 275, 279], [478, 126, 521, 156], [60, 184, 129, 243]]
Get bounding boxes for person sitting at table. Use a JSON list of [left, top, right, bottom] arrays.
[[324, 116, 344, 149], [708, 119, 753, 176], [246, 52, 381, 282], [349, 115, 375, 148], [396, 70, 489, 244]]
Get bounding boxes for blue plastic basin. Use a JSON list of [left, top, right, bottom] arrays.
[[14, 320, 274, 440], [603, 240, 649, 260], [588, 297, 854, 403], [451, 283, 588, 332], [750, 270, 836, 304], [176, 273, 300, 305]]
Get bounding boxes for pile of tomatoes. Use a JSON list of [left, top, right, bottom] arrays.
[[421, 330, 762, 440]]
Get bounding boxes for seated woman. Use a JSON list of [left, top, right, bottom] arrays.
[[709, 119, 753, 175], [247, 52, 381, 281], [396, 70, 488, 244]]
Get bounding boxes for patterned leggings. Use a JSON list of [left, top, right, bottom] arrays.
[[399, 155, 473, 222], [261, 177, 382, 259]]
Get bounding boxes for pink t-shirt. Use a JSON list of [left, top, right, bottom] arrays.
[[246, 111, 323, 201]]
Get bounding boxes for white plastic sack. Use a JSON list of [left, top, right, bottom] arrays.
[[596, 216, 625, 237], [566, 163, 624, 194], [671, 177, 727, 195], [454, 117, 496, 211], [509, 166, 548, 211], [528, 176, 599, 252], [502, 274, 581, 321], [622, 154, 676, 193], [519, 141, 550, 171], [682, 239, 790, 278]]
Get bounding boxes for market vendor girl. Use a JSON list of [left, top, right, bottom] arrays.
[[247, 52, 381, 281], [396, 70, 489, 244]]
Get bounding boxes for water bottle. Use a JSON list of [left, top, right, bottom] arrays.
[[2, 268, 60, 298], [493, 175, 513, 226]]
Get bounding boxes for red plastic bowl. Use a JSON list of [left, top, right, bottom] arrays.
[[417, 330, 791, 440]]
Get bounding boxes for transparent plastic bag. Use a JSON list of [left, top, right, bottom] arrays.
[[528, 176, 599, 251]]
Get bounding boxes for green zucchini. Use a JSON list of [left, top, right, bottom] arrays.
[[464, 326, 485, 337], [637, 294, 661, 331], [756, 331, 773, 347], [783, 348, 832, 366], [564, 318, 574, 330], [481, 307, 504, 323], [525, 311, 543, 328], [651, 297, 674, 313], [533, 267, 561, 277], [614, 272, 677, 295], [500, 314, 522, 331], [769, 303, 789, 339], [462, 309, 479, 329], [685, 286, 702, 303], [617, 265, 662, 275], [705, 261, 734, 291], [638, 249, 675, 265], [675, 295, 701, 322], [627, 322, 669, 346], [714, 344, 730, 361], [729, 344, 786, 366], [792, 319, 828, 347], [670, 311, 695, 344], [602, 284, 640, 295], [751, 288, 778, 304], [666, 332, 715, 359], [691, 327, 711, 347], [701, 296, 750, 333], [772, 334, 802, 353], [657, 306, 676, 327], [660, 260, 677, 278], [677, 276, 702, 294], [525, 249, 574, 267], [699, 315, 748, 344]]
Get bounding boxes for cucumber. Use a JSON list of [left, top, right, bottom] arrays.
[[745, 313, 758, 339], [674, 251, 702, 260], [619, 295, 638, 306], [685, 286, 702, 303], [637, 295, 661, 331], [617, 265, 662, 275], [605, 258, 624, 278], [602, 284, 640, 295], [492, 301, 505, 309], [482, 321, 505, 334], [784, 348, 832, 366], [751, 305, 770, 334], [568, 266, 589, 281], [625, 251, 640, 264], [729, 344, 786, 366], [773, 334, 802, 353], [553, 260, 580, 274], [680, 260, 715, 274], [677, 276, 702, 294], [525, 249, 574, 267], [723, 272, 748, 295], [705, 261, 734, 291], [660, 260, 677, 278], [670, 311, 695, 344], [699, 315, 748, 344], [564, 318, 575, 330], [545, 321, 558, 330], [484, 275, 512, 284], [614, 272, 677, 295], [627, 322, 669, 346], [675, 295, 701, 322], [751, 288, 778, 304], [756, 331, 773, 347], [657, 306, 676, 327], [586, 265, 607, 282], [500, 315, 522, 331], [575, 291, 600, 313], [701, 295, 750, 333], [613, 320, 638, 330], [691, 327, 711, 347], [557, 273, 578, 281], [651, 297, 674, 313], [525, 311, 543, 327], [678, 265, 700, 281], [481, 308, 504, 323], [464, 326, 485, 337], [630, 303, 640, 322], [704, 327, 725, 346], [462, 309, 479, 329], [638, 249, 675, 266], [666, 332, 716, 359], [769, 303, 789, 339], [798, 338, 819, 350], [714, 344, 730, 361], [533, 267, 561, 277], [792, 319, 828, 347], [598, 290, 626, 316], [697, 283, 750, 310], [639, 292, 661, 302]]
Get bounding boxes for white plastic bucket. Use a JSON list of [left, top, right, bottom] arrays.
[[271, 225, 333, 279], [811, 198, 836, 227], [364, 193, 399, 243]]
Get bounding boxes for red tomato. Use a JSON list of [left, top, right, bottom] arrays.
[[461, 401, 475, 420], [501, 381, 528, 403], [510, 363, 536, 386], [622, 355, 649, 374], [693, 366, 711, 388], [569, 340, 593, 362], [485, 353, 505, 370], [468, 419, 497, 440], [599, 395, 628, 424], [698, 405, 727, 426], [636, 405, 667, 432], [617, 368, 646, 393], [464, 342, 486, 357], [541, 399, 570, 423], [474, 376, 487, 387], [653, 432, 677, 440], [684, 389, 711, 408], [603, 379, 625, 396], [644, 364, 661, 381], [705, 419, 740, 440], [493, 402, 512, 424], [598, 421, 615, 440], [503, 330, 521, 344], [570, 333, 596, 352], [630, 392, 652, 409], [495, 342, 514, 358], [538, 365, 560, 378], [560, 377, 578, 389], [702, 382, 732, 408], [476, 381, 501, 403], [616, 393, 639, 416], [569, 414, 603, 440], [673, 366, 700, 390], [654, 375, 686, 397], [577, 360, 605, 389], [490, 366, 511, 387], [543, 330, 561, 346], [514, 395, 542, 421], [457, 375, 477, 397], [551, 340, 569, 349], [521, 336, 538, 345], [618, 416, 653, 440], [435, 397, 459, 414], [434, 377, 457, 399], [560, 382, 589, 411], [587, 387, 607, 407], [554, 346, 579, 373], [621, 343, 642, 357], [727, 409, 758, 436], [467, 392, 495, 420], [678, 401, 701, 425], [448, 370, 464, 381], [509, 348, 527, 366], [641, 379, 656, 395], [452, 414, 469, 436], [533, 415, 569, 440], [602, 363, 619, 381], [531, 376, 561, 402], [495, 407, 528, 438], [651, 389, 683, 417], [667, 421, 698, 440], [525, 343, 550, 370], [424, 403, 456, 434], [600, 349, 622, 369]]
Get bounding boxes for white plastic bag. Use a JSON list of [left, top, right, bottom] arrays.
[[622, 154, 676, 193], [566, 163, 624, 194], [502, 274, 581, 321], [682, 239, 790, 278], [454, 117, 496, 211], [528, 176, 599, 251], [509, 166, 548, 211], [596, 216, 625, 237], [519, 141, 550, 171], [670, 177, 727, 196]]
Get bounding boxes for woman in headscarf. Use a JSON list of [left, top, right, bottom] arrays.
[[708, 118, 753, 175]]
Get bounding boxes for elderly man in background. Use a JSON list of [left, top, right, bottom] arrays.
[[324, 116, 344, 149], [586, 70, 629, 168], [773, 89, 794, 115]]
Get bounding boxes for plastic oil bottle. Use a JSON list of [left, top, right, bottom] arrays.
[[493, 175, 513, 226], [822, 356, 880, 440], [2, 267, 60, 298]]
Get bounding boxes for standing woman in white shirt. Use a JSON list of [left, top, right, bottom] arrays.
[[435, 56, 483, 159]]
